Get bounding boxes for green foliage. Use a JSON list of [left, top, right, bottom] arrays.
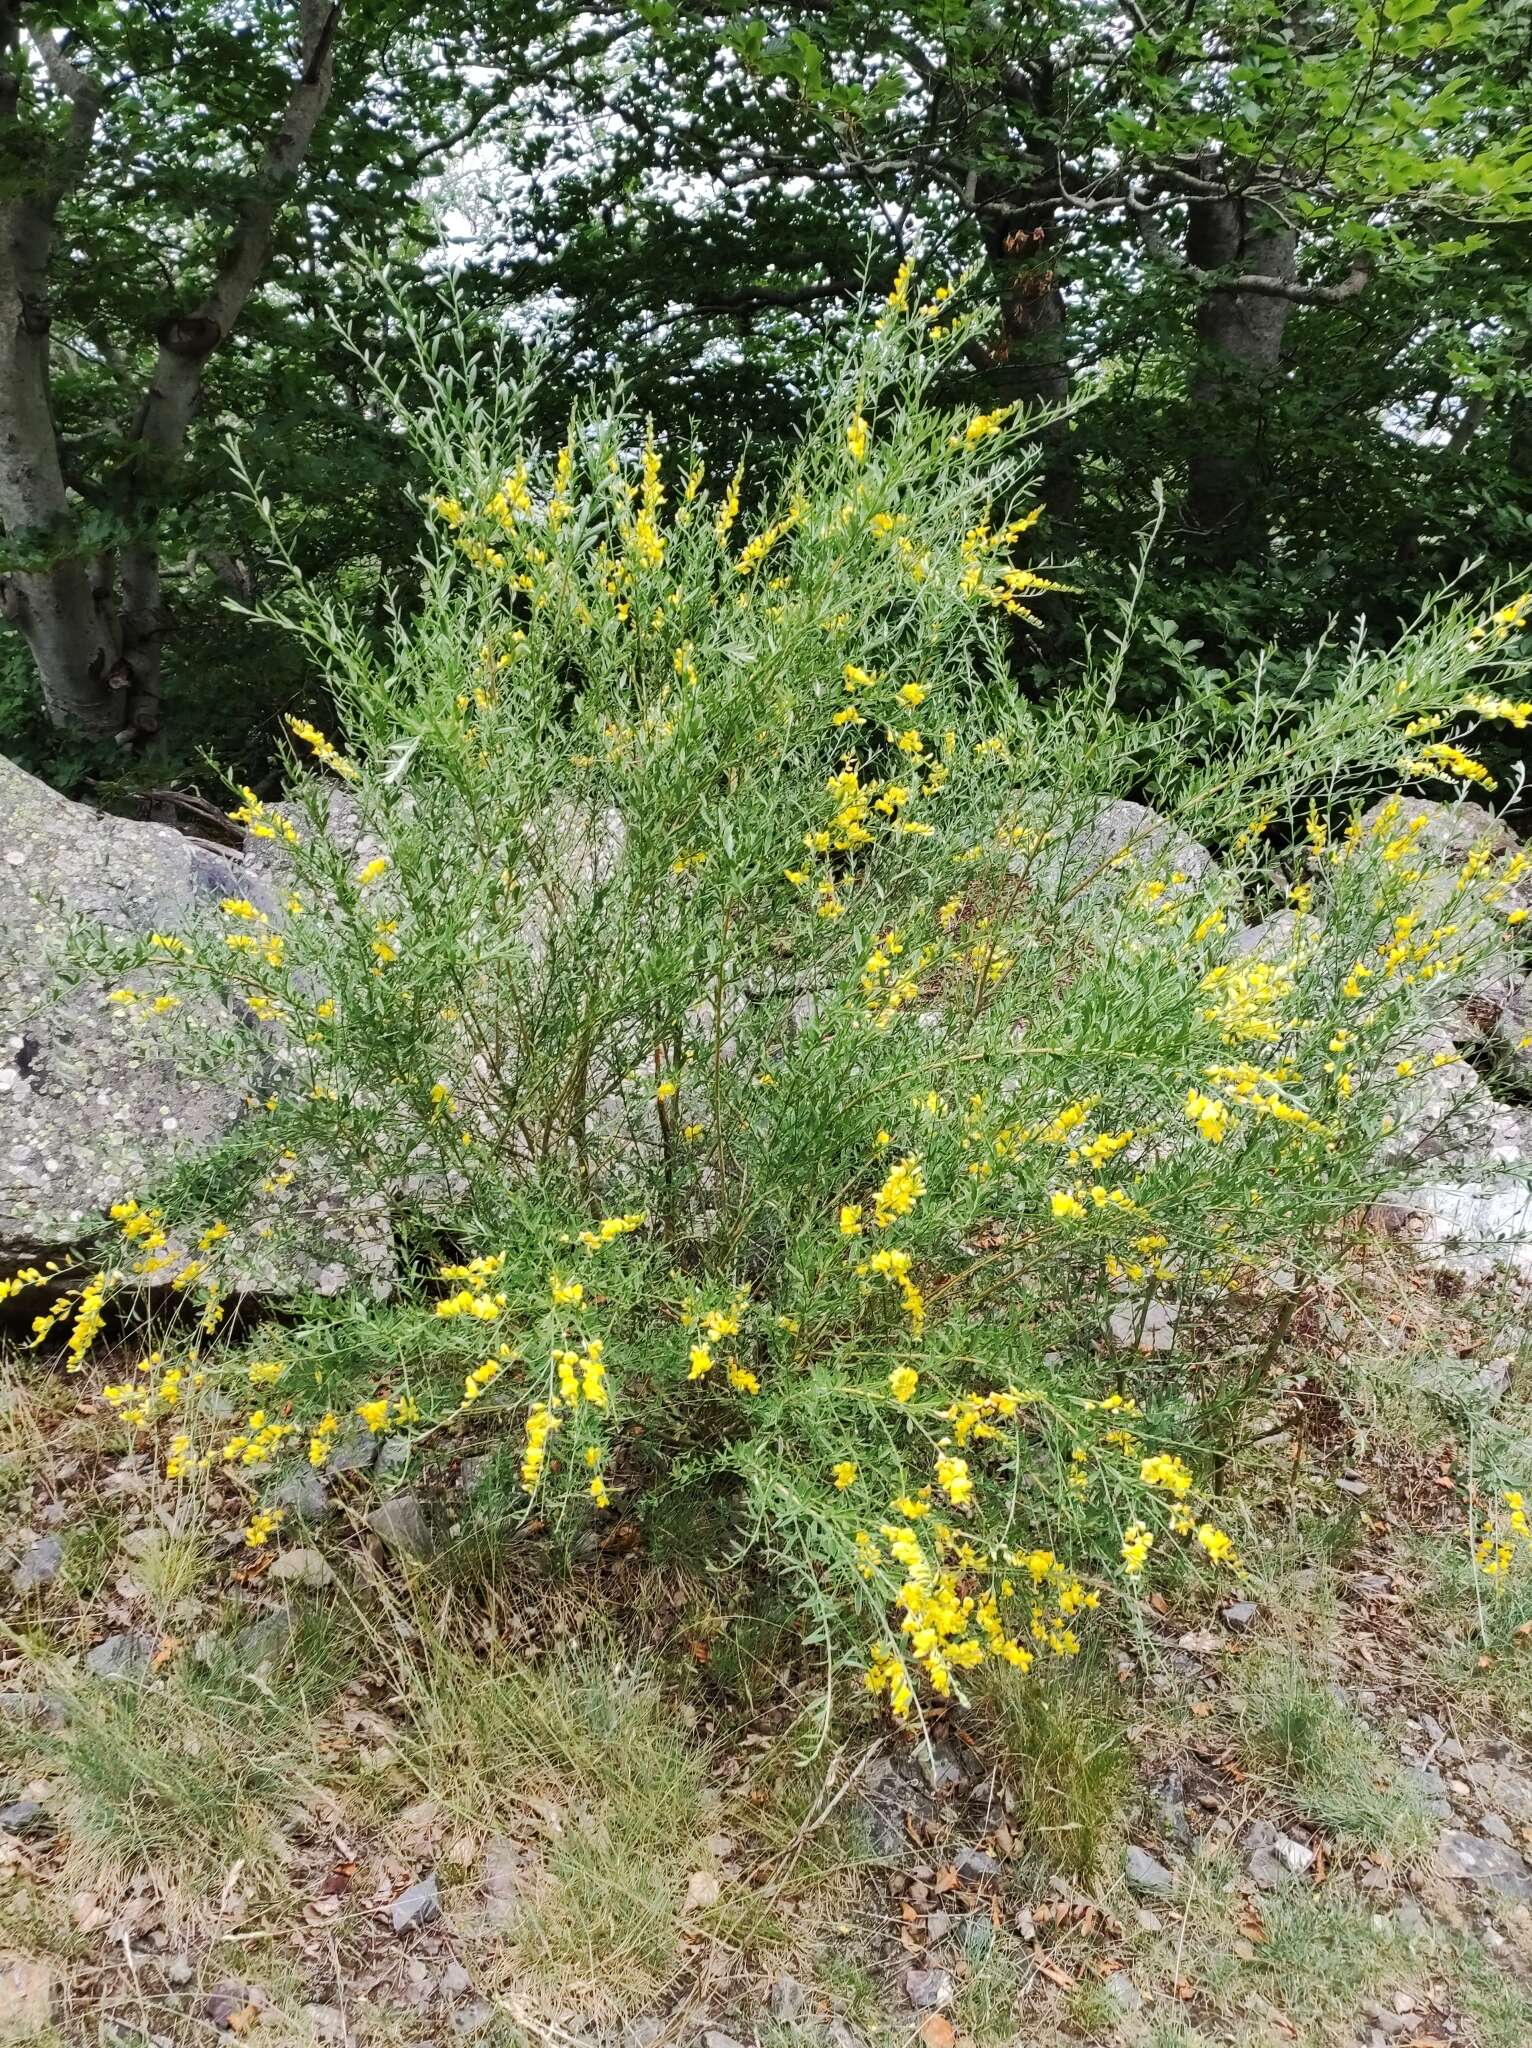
[[980, 1654, 1131, 1882], [39, 288, 1532, 1739], [1242, 1653, 1434, 1857], [401, 1631, 714, 2003], [42, 1616, 341, 1881]]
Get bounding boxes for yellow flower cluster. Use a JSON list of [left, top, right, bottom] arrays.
[[862, 1513, 1098, 1714], [285, 714, 358, 781], [1476, 1490, 1532, 1578], [578, 1211, 647, 1250]]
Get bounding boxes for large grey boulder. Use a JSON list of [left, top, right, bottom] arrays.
[[0, 758, 390, 1299], [1, 756, 248, 1268], [1021, 793, 1219, 909], [1359, 796, 1531, 1039]]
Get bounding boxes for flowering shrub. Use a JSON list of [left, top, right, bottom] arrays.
[[25, 275, 1532, 1722]]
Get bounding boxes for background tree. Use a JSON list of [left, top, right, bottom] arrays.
[[0, 0, 620, 772], [4, 0, 1531, 795]]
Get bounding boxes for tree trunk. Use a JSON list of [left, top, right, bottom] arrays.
[[0, 3, 119, 730], [1183, 195, 1297, 572], [0, 1, 342, 741], [1, 560, 123, 731]]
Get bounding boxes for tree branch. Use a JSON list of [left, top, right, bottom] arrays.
[[25, 23, 103, 155], [1128, 182, 1373, 304]]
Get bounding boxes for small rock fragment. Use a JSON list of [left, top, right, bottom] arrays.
[[389, 1870, 441, 1933], [1222, 1600, 1259, 1630], [1244, 1821, 1314, 1890], [271, 1467, 331, 1525], [902, 1966, 955, 2010], [0, 1798, 51, 1836], [953, 1843, 1002, 1882], [1102, 1973, 1144, 2014], [1124, 1844, 1176, 1897], [368, 1494, 441, 1564], [1437, 1828, 1532, 1901], [11, 1535, 63, 1594], [83, 1631, 154, 1681], [0, 1960, 51, 2037], [268, 1546, 336, 1589], [767, 1977, 807, 2022], [228, 1614, 293, 1672]]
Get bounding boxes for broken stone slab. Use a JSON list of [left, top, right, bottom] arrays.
[[1436, 1828, 1532, 1901], [1019, 794, 1219, 912], [0, 756, 392, 1301], [1372, 1162, 1532, 1284], [1108, 1296, 1178, 1354], [1232, 910, 1300, 960], [1359, 796, 1531, 1031], [1489, 976, 1532, 1092]]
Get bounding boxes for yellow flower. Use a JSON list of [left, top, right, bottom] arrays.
[[1050, 1190, 1087, 1221], [935, 1452, 972, 1505], [1195, 1522, 1237, 1567], [286, 715, 358, 781], [242, 1507, 285, 1548], [846, 414, 869, 463], [1185, 1089, 1231, 1143], [578, 1211, 647, 1250], [839, 1203, 864, 1237], [832, 1460, 858, 1490], [550, 1274, 585, 1308], [1140, 1453, 1194, 1498], [889, 1365, 919, 1403], [356, 1398, 390, 1435], [688, 1344, 714, 1380], [873, 1155, 924, 1228], [1121, 1522, 1154, 1575]]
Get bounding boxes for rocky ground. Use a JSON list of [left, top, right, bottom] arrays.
[[4, 1251, 1532, 2048]]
